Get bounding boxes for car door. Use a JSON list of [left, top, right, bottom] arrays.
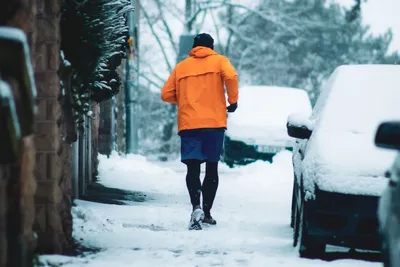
[[387, 155, 400, 265]]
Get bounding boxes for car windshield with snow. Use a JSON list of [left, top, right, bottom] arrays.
[[288, 64, 400, 258], [222, 85, 312, 167]]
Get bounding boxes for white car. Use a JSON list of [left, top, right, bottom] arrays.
[[375, 121, 400, 267], [287, 64, 400, 258], [222, 85, 312, 167]]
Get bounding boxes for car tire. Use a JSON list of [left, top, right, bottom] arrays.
[[293, 199, 300, 247], [298, 198, 325, 258], [290, 177, 297, 228], [293, 180, 300, 247]]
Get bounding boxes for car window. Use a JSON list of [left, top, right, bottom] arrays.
[[310, 69, 337, 122]]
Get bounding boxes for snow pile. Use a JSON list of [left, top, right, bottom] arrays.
[[303, 65, 400, 197], [73, 201, 119, 234], [220, 151, 294, 202], [227, 86, 312, 145], [98, 152, 179, 194]]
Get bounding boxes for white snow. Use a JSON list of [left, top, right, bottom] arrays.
[[226, 86, 312, 146], [39, 151, 380, 266], [287, 113, 314, 131], [302, 65, 400, 196]]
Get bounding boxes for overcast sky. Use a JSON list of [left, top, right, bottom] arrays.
[[336, 0, 400, 52]]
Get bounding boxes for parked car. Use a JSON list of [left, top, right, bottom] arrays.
[[287, 64, 400, 258], [374, 121, 400, 267], [222, 85, 312, 167]]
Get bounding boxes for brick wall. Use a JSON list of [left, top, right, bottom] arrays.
[[59, 142, 74, 253], [33, 0, 69, 253], [0, 166, 10, 267], [19, 136, 37, 263]]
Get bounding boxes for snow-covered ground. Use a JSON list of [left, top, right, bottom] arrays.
[[39, 151, 380, 267]]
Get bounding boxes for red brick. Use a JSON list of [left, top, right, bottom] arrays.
[[47, 44, 60, 71], [34, 43, 48, 72], [35, 122, 60, 151], [34, 71, 59, 98]]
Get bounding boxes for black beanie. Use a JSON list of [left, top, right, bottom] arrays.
[[192, 33, 214, 50]]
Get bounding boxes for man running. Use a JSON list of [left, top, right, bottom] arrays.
[[161, 33, 239, 230]]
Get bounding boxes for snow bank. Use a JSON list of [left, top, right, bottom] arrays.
[[303, 65, 400, 197], [98, 152, 181, 194], [227, 86, 312, 145]]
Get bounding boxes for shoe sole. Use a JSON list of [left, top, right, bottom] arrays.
[[188, 209, 205, 231], [202, 220, 217, 225]]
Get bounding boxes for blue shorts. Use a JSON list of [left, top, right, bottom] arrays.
[[179, 128, 225, 164]]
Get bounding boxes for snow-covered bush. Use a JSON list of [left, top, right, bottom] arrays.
[[60, 0, 133, 129]]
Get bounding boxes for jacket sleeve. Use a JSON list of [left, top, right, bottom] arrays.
[[161, 68, 178, 104], [220, 56, 239, 105]]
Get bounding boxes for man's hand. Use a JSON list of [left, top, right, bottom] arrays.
[[227, 102, 238, 113]]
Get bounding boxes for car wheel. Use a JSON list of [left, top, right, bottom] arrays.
[[290, 177, 297, 228], [293, 180, 300, 247], [298, 198, 326, 258], [293, 199, 300, 247]]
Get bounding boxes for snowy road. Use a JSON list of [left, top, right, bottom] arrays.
[[40, 151, 381, 267]]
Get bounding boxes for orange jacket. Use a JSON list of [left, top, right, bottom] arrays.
[[161, 46, 239, 133]]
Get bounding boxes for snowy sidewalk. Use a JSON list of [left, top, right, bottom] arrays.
[[40, 151, 380, 267]]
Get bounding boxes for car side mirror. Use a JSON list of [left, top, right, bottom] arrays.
[[286, 113, 313, 140], [375, 121, 400, 150]]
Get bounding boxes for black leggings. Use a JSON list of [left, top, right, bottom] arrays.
[[185, 160, 219, 216]]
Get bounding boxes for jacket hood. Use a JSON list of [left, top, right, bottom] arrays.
[[189, 46, 217, 58]]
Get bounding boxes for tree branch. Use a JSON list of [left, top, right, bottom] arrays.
[[224, 5, 235, 56], [209, 9, 223, 53], [139, 71, 163, 89], [141, 2, 173, 72], [141, 60, 169, 83], [154, 0, 178, 54]]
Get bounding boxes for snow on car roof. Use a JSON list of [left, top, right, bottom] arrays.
[[226, 85, 312, 144], [318, 64, 400, 133], [303, 64, 400, 196]]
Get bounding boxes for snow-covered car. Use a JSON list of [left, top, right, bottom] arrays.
[[222, 85, 312, 167], [374, 121, 400, 267], [287, 65, 400, 258]]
